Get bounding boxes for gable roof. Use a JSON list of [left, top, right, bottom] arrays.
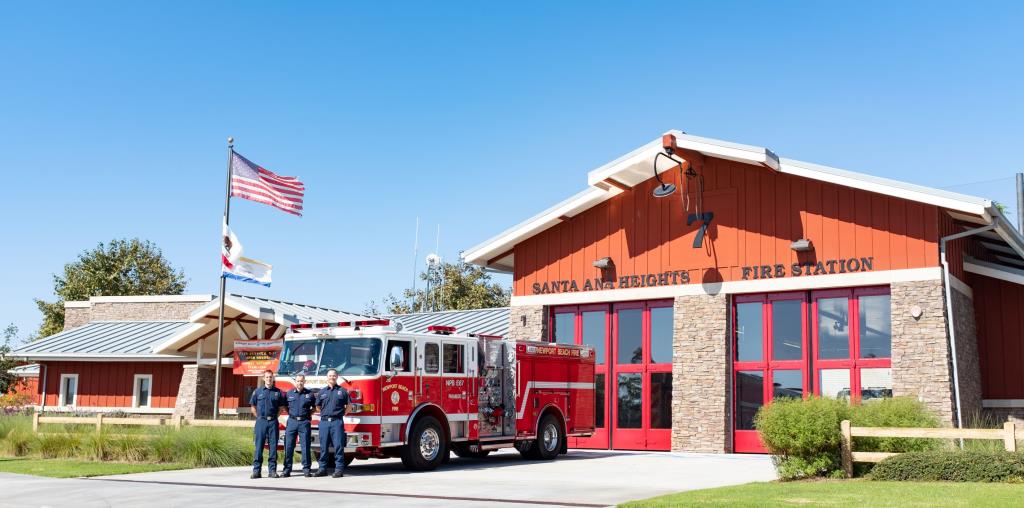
[[14, 321, 194, 360], [463, 130, 1022, 271], [386, 307, 509, 336]]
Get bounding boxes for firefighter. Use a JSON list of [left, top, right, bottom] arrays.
[[250, 369, 284, 479], [314, 368, 349, 478], [281, 373, 315, 477]]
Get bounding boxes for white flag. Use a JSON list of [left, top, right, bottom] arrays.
[[223, 256, 273, 287], [222, 221, 243, 269]]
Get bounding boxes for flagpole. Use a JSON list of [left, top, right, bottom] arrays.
[[213, 136, 234, 420]]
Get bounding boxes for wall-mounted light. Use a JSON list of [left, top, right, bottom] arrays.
[[593, 257, 613, 269], [652, 152, 685, 198], [790, 239, 813, 252]]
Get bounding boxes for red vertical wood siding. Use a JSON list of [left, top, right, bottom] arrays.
[[514, 158, 943, 294], [36, 361, 255, 410], [967, 273, 1024, 399]]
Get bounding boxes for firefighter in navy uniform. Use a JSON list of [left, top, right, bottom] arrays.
[[250, 370, 285, 479], [281, 373, 315, 477], [314, 368, 349, 478]]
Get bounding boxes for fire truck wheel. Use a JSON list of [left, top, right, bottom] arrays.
[[535, 414, 563, 460], [452, 444, 491, 458], [343, 454, 354, 467], [400, 416, 447, 471]]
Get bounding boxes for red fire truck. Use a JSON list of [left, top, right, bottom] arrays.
[[273, 319, 595, 471]]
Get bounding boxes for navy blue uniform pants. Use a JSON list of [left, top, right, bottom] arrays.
[[283, 418, 312, 473], [252, 418, 280, 473], [318, 419, 346, 472]]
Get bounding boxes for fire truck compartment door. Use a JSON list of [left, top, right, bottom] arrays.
[[417, 339, 441, 407]]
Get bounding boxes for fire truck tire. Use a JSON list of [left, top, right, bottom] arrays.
[[400, 416, 447, 471], [535, 414, 563, 460], [452, 444, 491, 458], [343, 454, 354, 467]]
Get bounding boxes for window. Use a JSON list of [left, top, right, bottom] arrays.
[[133, 374, 153, 408], [812, 287, 892, 403], [316, 338, 383, 376], [553, 312, 576, 344], [443, 343, 465, 374], [386, 340, 412, 372], [423, 343, 440, 374], [581, 310, 606, 364], [649, 307, 673, 364], [59, 374, 78, 407]]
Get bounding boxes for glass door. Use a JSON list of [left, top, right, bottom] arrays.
[[574, 305, 610, 448], [611, 302, 646, 450], [733, 292, 808, 453]]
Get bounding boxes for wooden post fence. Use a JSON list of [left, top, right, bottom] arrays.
[[30, 414, 256, 435], [840, 419, 1020, 477]]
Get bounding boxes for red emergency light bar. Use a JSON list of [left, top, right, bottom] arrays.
[[355, 319, 390, 327], [290, 323, 313, 330], [427, 325, 457, 335]]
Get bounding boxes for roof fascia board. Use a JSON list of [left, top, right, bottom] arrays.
[[780, 158, 990, 216], [150, 322, 207, 356], [463, 187, 614, 264], [673, 131, 780, 171], [964, 256, 1024, 286], [986, 207, 1024, 261], [14, 354, 192, 362]]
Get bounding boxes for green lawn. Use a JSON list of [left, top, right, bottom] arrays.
[[0, 457, 191, 478], [621, 480, 1024, 507]]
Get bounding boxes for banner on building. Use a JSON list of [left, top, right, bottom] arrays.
[[232, 339, 285, 375]]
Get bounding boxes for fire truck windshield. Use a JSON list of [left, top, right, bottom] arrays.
[[278, 338, 383, 377]]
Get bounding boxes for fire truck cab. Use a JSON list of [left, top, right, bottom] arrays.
[[275, 319, 595, 471]]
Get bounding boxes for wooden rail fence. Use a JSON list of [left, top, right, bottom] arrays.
[[32, 414, 255, 433], [840, 419, 1020, 477]]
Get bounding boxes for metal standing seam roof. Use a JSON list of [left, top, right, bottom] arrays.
[[386, 307, 510, 336], [217, 294, 372, 324], [14, 321, 192, 357], [9, 364, 40, 376]]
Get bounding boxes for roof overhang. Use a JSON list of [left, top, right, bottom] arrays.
[[151, 297, 297, 357], [464, 129, 1000, 271], [16, 354, 195, 362]]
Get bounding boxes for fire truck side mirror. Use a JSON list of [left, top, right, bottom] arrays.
[[387, 346, 405, 379]]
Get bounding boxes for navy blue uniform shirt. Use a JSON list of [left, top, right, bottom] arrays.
[[286, 387, 316, 418], [250, 385, 284, 417], [316, 385, 349, 418]]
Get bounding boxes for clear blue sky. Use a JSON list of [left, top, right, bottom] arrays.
[[2, 2, 1022, 341]]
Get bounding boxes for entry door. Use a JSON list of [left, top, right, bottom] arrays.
[[571, 305, 610, 449], [611, 303, 646, 450], [733, 293, 808, 453]]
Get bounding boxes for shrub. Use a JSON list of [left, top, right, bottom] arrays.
[[174, 427, 251, 467], [80, 430, 114, 460], [755, 396, 851, 479], [869, 451, 1024, 482], [851, 397, 940, 453], [34, 433, 81, 459], [150, 429, 177, 463], [1, 428, 35, 456], [111, 434, 150, 462]]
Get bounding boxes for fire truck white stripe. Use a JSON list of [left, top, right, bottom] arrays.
[[516, 381, 595, 420], [342, 413, 481, 425]]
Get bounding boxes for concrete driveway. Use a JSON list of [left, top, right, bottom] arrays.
[[1, 450, 776, 507]]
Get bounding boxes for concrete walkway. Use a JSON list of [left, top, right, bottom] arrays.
[[1, 450, 777, 507]]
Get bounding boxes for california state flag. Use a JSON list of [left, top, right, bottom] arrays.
[[221, 222, 273, 287]]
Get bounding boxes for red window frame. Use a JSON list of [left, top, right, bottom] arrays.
[[811, 286, 892, 403]]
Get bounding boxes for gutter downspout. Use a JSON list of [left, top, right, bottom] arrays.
[[939, 223, 996, 430], [39, 363, 47, 413]]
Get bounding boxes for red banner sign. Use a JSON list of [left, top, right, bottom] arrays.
[[233, 339, 284, 375]]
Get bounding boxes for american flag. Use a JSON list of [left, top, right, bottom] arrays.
[[229, 151, 305, 216]]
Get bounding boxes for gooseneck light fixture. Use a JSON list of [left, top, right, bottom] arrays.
[[652, 152, 685, 198]]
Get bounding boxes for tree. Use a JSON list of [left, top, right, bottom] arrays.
[[0, 324, 19, 394], [365, 260, 510, 315], [34, 238, 188, 338]]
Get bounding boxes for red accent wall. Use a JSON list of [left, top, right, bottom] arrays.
[[6, 376, 39, 403], [37, 361, 255, 410], [968, 273, 1024, 399], [513, 157, 942, 295]]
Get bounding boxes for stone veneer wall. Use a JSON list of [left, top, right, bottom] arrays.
[[671, 293, 730, 453], [950, 286, 983, 425], [890, 279, 957, 425], [173, 365, 215, 419], [89, 301, 203, 322], [508, 305, 547, 342], [63, 305, 91, 330]]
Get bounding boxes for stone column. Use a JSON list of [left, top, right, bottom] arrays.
[[890, 279, 956, 425], [173, 365, 215, 419], [671, 293, 730, 453], [508, 305, 547, 342], [950, 285, 982, 425]]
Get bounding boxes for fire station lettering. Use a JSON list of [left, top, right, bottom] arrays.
[[531, 270, 691, 295], [740, 257, 875, 280]]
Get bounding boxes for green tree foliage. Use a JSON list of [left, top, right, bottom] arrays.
[[34, 239, 187, 338], [366, 260, 510, 315], [0, 324, 19, 394]]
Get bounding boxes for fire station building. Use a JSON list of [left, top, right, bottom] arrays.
[[463, 130, 1024, 454]]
